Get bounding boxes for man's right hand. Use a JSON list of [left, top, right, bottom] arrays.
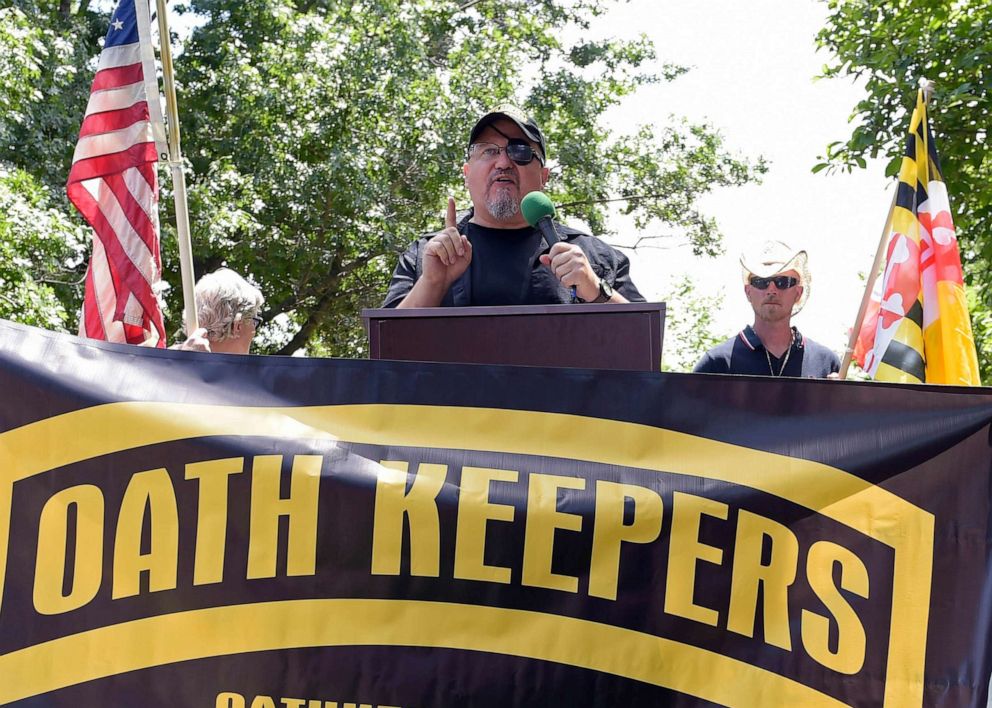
[[422, 197, 472, 289], [397, 197, 472, 308]]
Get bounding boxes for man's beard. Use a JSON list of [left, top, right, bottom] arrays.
[[486, 190, 520, 222]]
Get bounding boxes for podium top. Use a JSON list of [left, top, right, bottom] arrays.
[[362, 301, 665, 320], [362, 302, 666, 372]]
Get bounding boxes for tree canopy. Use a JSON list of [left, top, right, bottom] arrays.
[[0, 3, 94, 328], [0, 166, 85, 328], [0, 0, 765, 356]]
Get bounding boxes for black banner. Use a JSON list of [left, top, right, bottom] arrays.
[[1, 320, 991, 707]]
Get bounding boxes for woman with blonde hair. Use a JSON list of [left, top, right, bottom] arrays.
[[177, 268, 264, 354]]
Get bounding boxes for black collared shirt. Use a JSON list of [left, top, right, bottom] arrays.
[[693, 325, 840, 378]]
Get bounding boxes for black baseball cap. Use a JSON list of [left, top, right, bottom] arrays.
[[469, 105, 547, 163]]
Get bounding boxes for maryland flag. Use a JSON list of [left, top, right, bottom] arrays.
[[854, 89, 980, 385]]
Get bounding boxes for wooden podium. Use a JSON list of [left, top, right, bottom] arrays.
[[362, 302, 665, 372]]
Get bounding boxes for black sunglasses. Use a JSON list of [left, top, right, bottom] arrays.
[[749, 275, 798, 290], [469, 139, 544, 166]]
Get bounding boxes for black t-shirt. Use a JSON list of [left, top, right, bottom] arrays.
[[466, 223, 543, 305]]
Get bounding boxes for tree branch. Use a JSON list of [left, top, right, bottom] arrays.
[[456, 0, 486, 12], [274, 284, 338, 355], [0, 291, 19, 310], [556, 193, 673, 210], [271, 252, 379, 354], [269, 251, 376, 316]]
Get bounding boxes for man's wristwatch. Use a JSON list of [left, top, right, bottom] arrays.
[[590, 278, 613, 303]]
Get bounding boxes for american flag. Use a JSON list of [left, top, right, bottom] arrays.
[[68, 0, 168, 346]]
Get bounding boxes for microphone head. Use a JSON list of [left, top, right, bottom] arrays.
[[520, 191, 556, 227]]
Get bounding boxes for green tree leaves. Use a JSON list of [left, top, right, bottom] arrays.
[[0, 167, 86, 329], [0, 3, 102, 329], [1, 0, 764, 356], [660, 275, 727, 372], [177, 0, 764, 354]]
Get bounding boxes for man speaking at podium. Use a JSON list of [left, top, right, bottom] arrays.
[[383, 106, 644, 308]]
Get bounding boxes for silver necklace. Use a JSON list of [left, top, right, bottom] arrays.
[[765, 346, 791, 376]]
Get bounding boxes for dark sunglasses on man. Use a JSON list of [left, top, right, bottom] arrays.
[[749, 275, 798, 290], [468, 138, 544, 166]]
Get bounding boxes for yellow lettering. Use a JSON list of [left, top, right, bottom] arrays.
[[247, 455, 321, 579], [217, 693, 246, 708], [113, 468, 178, 599], [250, 697, 276, 708], [522, 474, 585, 592], [727, 510, 799, 650], [454, 466, 517, 584], [186, 457, 244, 585], [371, 461, 447, 576], [589, 481, 663, 601], [664, 490, 727, 626], [801, 540, 869, 674], [33, 485, 104, 615], [281, 699, 305, 708]]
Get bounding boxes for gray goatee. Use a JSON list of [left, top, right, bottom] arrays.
[[486, 192, 520, 222], [486, 172, 520, 222]]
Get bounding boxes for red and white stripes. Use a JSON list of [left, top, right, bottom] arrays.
[[68, 0, 167, 347]]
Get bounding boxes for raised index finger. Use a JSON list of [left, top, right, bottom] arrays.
[[445, 196, 457, 230]]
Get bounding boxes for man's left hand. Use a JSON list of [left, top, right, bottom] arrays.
[[539, 242, 600, 301]]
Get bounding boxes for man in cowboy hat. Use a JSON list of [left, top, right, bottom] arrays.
[[383, 105, 643, 307], [693, 240, 840, 377]]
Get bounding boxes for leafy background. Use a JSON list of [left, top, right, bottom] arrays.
[[0, 0, 762, 362], [2, 0, 989, 379]]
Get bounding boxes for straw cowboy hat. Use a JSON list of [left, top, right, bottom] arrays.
[[740, 240, 811, 316]]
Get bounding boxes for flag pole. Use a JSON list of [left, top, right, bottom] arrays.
[[839, 186, 897, 379], [154, 0, 198, 333]]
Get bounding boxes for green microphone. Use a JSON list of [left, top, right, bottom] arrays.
[[520, 191, 577, 302], [520, 191, 561, 246]]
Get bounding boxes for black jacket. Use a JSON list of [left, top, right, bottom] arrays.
[[383, 210, 644, 307]]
